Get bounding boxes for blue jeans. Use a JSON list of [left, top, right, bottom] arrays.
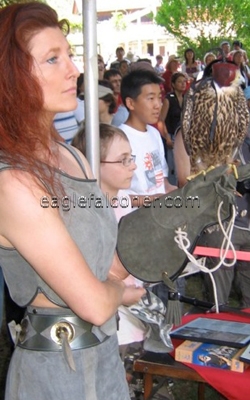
[[0, 267, 4, 328]]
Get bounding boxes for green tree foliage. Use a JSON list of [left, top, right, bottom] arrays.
[[156, 0, 250, 61], [111, 11, 127, 31]]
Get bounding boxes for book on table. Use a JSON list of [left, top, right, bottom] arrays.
[[239, 342, 250, 364], [170, 317, 250, 348], [175, 340, 248, 373]]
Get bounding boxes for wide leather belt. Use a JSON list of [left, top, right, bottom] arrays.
[[17, 310, 108, 352], [14, 309, 109, 371]]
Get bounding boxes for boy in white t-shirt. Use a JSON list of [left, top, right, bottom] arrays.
[[119, 69, 176, 205], [119, 69, 185, 304]]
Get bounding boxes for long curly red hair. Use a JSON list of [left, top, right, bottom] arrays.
[[0, 2, 70, 193]]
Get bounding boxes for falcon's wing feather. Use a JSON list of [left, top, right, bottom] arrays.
[[181, 60, 250, 172], [181, 79, 217, 160], [181, 85, 196, 155], [236, 86, 250, 145]]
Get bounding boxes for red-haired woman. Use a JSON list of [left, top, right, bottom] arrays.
[[162, 54, 180, 94], [0, 2, 145, 399]]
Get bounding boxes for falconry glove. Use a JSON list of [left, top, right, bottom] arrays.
[[117, 164, 250, 324]]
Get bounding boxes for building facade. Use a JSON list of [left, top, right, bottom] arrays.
[[70, 0, 179, 70]]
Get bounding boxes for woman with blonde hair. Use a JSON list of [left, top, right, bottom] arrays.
[[203, 52, 216, 67]]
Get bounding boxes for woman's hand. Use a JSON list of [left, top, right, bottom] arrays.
[[121, 285, 146, 306], [106, 275, 145, 306]]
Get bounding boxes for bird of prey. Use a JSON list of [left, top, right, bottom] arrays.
[[181, 59, 250, 174]]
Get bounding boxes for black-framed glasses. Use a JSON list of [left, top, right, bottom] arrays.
[[101, 155, 136, 167]]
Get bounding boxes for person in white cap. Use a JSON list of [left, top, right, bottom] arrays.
[[54, 83, 116, 142], [98, 81, 117, 124]]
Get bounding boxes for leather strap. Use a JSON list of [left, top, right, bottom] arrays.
[[194, 246, 250, 261]]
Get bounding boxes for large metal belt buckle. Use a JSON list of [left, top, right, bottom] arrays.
[[50, 321, 75, 345]]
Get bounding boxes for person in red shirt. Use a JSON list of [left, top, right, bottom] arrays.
[[162, 55, 180, 94]]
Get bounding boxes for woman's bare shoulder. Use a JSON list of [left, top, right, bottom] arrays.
[[68, 145, 95, 179], [0, 169, 58, 238], [0, 168, 43, 199]]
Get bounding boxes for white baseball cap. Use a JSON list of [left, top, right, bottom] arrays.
[[98, 85, 113, 98]]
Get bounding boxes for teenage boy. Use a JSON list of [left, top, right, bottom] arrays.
[[119, 69, 183, 303], [119, 69, 176, 207]]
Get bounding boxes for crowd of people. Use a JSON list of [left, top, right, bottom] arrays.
[[0, 2, 250, 400]]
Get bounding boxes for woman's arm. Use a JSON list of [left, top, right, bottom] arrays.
[[173, 129, 191, 188], [181, 63, 186, 73], [0, 170, 144, 326], [159, 98, 170, 126], [159, 98, 173, 148]]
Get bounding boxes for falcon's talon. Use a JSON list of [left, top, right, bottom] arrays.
[[186, 166, 215, 181], [205, 166, 216, 173], [186, 170, 206, 181]]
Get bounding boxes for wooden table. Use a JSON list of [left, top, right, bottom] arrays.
[[133, 351, 207, 400], [133, 308, 250, 400]]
